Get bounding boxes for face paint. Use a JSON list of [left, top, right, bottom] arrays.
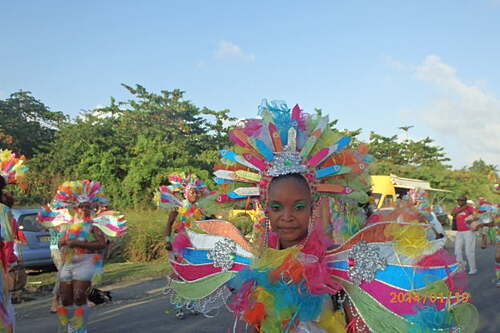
[[294, 203, 307, 211], [270, 202, 282, 212]]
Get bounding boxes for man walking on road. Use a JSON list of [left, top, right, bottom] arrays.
[[452, 195, 477, 274]]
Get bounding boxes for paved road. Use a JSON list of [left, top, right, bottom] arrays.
[[15, 278, 234, 333], [15, 245, 499, 333]]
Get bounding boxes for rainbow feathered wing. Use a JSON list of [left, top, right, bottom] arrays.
[[326, 221, 477, 332], [36, 180, 127, 238], [38, 206, 127, 239], [166, 220, 255, 314]]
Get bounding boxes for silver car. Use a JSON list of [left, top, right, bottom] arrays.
[[12, 208, 53, 268]]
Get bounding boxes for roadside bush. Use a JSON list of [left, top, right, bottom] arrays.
[[123, 209, 168, 262]]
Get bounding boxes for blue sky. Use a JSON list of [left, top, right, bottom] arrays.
[[1, 1, 499, 168]]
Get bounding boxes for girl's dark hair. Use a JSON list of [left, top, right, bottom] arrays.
[[269, 173, 310, 193], [0, 177, 15, 208], [0, 177, 6, 205], [0, 176, 6, 191]]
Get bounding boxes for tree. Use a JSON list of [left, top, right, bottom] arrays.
[[468, 159, 498, 175], [369, 132, 450, 167], [0, 91, 67, 156], [25, 85, 234, 208]]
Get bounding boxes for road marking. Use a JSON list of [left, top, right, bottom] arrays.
[[146, 287, 164, 295]]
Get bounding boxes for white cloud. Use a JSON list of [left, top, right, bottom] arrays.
[[214, 40, 255, 62], [76, 105, 116, 121], [413, 55, 500, 166], [383, 55, 409, 72]]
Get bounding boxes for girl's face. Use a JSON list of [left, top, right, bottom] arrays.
[[267, 177, 312, 249], [73, 203, 95, 218], [185, 188, 199, 203]]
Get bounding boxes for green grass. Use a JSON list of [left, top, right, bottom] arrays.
[[26, 259, 171, 290], [122, 209, 169, 262]]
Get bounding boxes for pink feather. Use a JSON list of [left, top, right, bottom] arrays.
[[172, 232, 192, 257]]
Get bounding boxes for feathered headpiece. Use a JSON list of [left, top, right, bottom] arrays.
[[52, 180, 109, 209], [0, 149, 29, 185], [38, 180, 126, 238], [212, 100, 372, 243], [155, 172, 209, 210], [214, 100, 371, 204], [168, 172, 208, 194]]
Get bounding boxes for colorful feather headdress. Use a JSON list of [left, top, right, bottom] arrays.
[[37, 206, 127, 238], [38, 180, 126, 238], [168, 172, 208, 194], [155, 172, 209, 210], [0, 149, 29, 185], [214, 100, 371, 204], [52, 180, 109, 209], [212, 99, 372, 241]]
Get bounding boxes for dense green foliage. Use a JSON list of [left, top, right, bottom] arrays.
[[13, 85, 234, 208], [369, 132, 450, 167], [0, 91, 66, 157]]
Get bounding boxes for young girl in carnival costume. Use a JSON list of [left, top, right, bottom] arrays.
[[157, 172, 212, 250], [165, 100, 479, 332], [37, 180, 127, 333], [474, 197, 497, 249], [156, 172, 213, 319], [0, 150, 29, 333]]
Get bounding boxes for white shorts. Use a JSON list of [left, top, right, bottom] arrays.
[[59, 254, 99, 282]]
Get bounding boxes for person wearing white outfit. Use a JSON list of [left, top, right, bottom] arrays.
[[427, 211, 445, 240], [452, 196, 477, 274]]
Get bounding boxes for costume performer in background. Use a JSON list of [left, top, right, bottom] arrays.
[[156, 172, 212, 319], [157, 173, 211, 251], [452, 196, 477, 275], [468, 199, 499, 287], [37, 180, 127, 333], [479, 209, 500, 287], [475, 197, 497, 249], [0, 149, 29, 333], [165, 100, 478, 332], [410, 189, 445, 240]]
